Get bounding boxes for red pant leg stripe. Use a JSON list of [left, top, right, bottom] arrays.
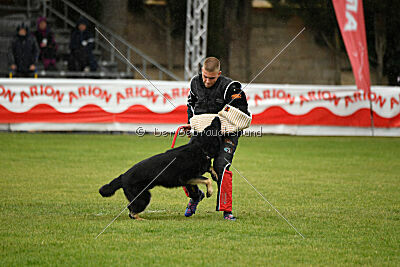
[[218, 170, 232, 212], [182, 186, 190, 197]]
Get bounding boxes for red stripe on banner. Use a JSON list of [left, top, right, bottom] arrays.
[[0, 104, 187, 124], [372, 112, 400, 128], [251, 106, 400, 127], [1, 104, 399, 127]]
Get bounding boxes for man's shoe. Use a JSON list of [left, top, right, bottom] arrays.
[[184, 191, 205, 217], [223, 212, 237, 221]]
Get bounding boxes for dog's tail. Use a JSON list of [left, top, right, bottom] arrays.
[[99, 176, 122, 197]]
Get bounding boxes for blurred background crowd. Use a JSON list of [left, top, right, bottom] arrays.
[[8, 16, 98, 77]]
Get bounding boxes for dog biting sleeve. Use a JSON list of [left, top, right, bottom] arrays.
[[218, 170, 233, 212]]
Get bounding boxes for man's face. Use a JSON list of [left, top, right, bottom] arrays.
[[18, 28, 27, 36], [78, 23, 87, 32], [202, 68, 221, 88], [39, 21, 47, 31]]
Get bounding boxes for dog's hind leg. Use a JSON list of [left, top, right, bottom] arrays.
[[123, 188, 151, 220], [187, 176, 213, 198]]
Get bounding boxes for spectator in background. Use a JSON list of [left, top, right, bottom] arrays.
[[68, 17, 97, 72], [34, 17, 57, 71], [8, 23, 39, 77]]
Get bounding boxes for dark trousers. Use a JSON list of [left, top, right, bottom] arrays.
[[68, 48, 97, 71], [185, 134, 239, 211]]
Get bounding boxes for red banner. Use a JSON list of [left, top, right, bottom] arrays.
[[332, 0, 371, 93]]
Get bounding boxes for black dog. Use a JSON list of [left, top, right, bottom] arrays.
[[99, 117, 221, 220]]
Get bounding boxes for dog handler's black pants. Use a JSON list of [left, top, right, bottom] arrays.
[[185, 134, 239, 212]]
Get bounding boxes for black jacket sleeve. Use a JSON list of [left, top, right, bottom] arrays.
[[69, 30, 79, 51], [187, 78, 197, 123], [31, 35, 39, 64], [86, 32, 95, 51], [8, 38, 16, 66]]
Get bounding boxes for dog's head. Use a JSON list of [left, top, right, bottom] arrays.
[[192, 117, 222, 158]]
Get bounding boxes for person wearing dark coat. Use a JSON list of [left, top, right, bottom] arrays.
[[34, 16, 57, 70], [8, 23, 39, 77], [68, 17, 97, 72]]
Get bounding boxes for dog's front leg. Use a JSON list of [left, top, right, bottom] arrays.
[[187, 176, 214, 198], [205, 178, 213, 198], [209, 166, 218, 182]]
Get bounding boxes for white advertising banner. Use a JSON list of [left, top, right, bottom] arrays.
[[1, 79, 399, 135]]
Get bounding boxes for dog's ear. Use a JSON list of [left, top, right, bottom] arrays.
[[211, 116, 221, 130]]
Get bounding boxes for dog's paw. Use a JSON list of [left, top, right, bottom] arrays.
[[129, 212, 145, 220]]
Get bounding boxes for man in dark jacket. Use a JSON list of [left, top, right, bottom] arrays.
[[8, 23, 39, 77], [34, 16, 57, 70], [68, 17, 97, 72], [183, 57, 249, 221]]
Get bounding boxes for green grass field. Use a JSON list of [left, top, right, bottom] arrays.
[[0, 132, 399, 266]]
